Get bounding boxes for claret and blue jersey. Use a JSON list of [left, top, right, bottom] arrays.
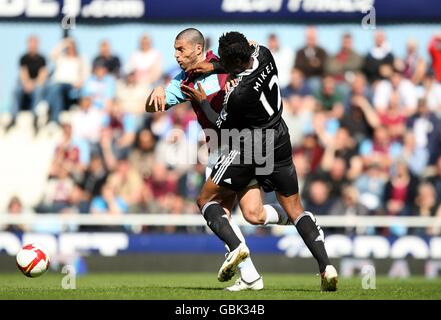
[[164, 50, 228, 130]]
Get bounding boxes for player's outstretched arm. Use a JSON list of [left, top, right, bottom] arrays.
[[145, 86, 167, 112], [181, 82, 219, 127], [186, 60, 227, 75], [185, 61, 215, 74]]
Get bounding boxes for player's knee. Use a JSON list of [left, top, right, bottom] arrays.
[[242, 207, 266, 225]]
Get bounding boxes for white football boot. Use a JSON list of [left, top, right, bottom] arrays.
[[321, 265, 338, 291], [218, 243, 250, 282], [225, 277, 264, 292]]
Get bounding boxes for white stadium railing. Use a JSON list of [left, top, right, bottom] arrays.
[[0, 213, 441, 228]]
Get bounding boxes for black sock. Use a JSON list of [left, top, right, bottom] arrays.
[[295, 212, 330, 273], [202, 202, 242, 251]]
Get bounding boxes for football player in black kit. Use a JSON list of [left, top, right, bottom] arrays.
[[181, 31, 338, 291]]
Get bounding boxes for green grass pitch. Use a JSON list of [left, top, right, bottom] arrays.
[[0, 272, 440, 300]]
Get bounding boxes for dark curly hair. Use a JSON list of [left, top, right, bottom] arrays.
[[218, 31, 253, 65]]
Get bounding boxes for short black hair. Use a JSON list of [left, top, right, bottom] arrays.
[[218, 31, 253, 64], [176, 28, 205, 49]]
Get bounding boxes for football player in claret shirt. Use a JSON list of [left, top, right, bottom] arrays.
[[181, 31, 338, 291], [145, 29, 295, 291]]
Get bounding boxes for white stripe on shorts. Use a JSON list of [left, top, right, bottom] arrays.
[[212, 150, 239, 184]]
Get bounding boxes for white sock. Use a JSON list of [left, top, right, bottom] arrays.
[[263, 204, 279, 225], [264, 204, 291, 225], [230, 220, 261, 283]]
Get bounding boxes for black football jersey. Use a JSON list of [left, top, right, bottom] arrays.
[[214, 44, 292, 168], [217, 44, 284, 131]]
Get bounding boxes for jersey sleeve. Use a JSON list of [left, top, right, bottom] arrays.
[[219, 90, 240, 129], [165, 71, 187, 108]]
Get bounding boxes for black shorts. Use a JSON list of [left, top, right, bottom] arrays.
[[210, 149, 299, 196], [256, 161, 299, 196]]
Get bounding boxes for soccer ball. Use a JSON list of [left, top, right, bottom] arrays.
[[16, 244, 50, 278]]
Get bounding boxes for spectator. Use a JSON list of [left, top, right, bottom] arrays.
[[144, 163, 178, 213], [320, 156, 351, 199], [378, 91, 407, 142], [325, 32, 363, 83], [36, 165, 75, 213], [46, 38, 89, 124], [340, 73, 379, 143], [150, 111, 174, 140], [116, 70, 150, 129], [428, 33, 441, 82], [373, 67, 418, 117], [294, 26, 327, 90], [127, 34, 162, 86], [354, 162, 387, 212], [169, 103, 198, 140], [427, 155, 441, 203], [81, 153, 108, 201], [312, 110, 341, 153], [399, 38, 427, 85], [422, 70, 441, 118], [63, 183, 89, 215], [177, 162, 205, 202], [71, 96, 104, 151], [281, 70, 315, 147], [383, 161, 419, 217], [145, 163, 177, 198], [315, 75, 345, 116], [303, 179, 336, 215], [266, 33, 294, 88], [129, 128, 156, 181], [411, 182, 439, 236], [92, 40, 121, 78], [90, 179, 128, 231], [343, 72, 373, 110], [101, 100, 137, 163], [50, 122, 90, 181], [329, 185, 370, 234], [11, 35, 47, 128], [293, 133, 324, 173], [359, 125, 402, 171], [4, 196, 32, 233], [81, 61, 116, 110], [107, 157, 144, 213], [406, 98, 441, 165], [363, 30, 394, 83], [281, 68, 314, 100], [400, 131, 429, 176], [292, 152, 311, 195], [320, 127, 358, 170]]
